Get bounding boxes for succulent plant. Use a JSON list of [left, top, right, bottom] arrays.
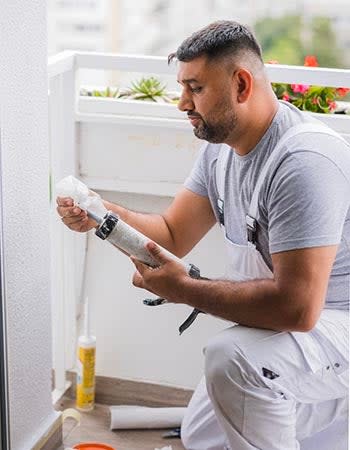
[[80, 77, 180, 104], [80, 86, 120, 98], [127, 77, 168, 103]]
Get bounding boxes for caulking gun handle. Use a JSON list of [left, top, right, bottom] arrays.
[[178, 266, 208, 335], [142, 264, 203, 307]]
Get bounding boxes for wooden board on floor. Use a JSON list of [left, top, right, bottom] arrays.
[[66, 372, 193, 407]]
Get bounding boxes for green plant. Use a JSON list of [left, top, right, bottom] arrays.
[[80, 86, 120, 98], [127, 77, 169, 103], [80, 77, 180, 104], [269, 56, 349, 114]]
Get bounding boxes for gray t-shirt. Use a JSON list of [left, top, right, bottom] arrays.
[[184, 101, 350, 310]]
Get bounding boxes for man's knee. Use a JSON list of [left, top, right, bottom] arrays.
[[181, 404, 227, 450], [180, 375, 227, 450], [181, 407, 201, 450], [204, 327, 250, 391], [181, 414, 194, 449]]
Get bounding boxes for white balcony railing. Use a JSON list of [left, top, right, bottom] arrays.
[[48, 51, 350, 400]]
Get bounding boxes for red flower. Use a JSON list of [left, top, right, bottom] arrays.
[[291, 84, 310, 94], [336, 87, 350, 97], [304, 55, 318, 67], [326, 99, 337, 111], [282, 92, 290, 101]]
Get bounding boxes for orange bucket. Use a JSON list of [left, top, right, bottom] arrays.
[[73, 444, 115, 450]]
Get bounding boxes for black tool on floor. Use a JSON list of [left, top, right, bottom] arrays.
[[162, 427, 181, 439]]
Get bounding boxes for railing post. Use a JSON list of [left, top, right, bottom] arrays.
[[49, 74, 69, 401], [61, 67, 80, 374], [49, 54, 87, 403]]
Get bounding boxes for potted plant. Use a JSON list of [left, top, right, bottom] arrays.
[[79, 76, 182, 120], [269, 56, 350, 114]]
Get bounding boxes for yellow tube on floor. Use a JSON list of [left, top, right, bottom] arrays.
[[76, 297, 96, 411]]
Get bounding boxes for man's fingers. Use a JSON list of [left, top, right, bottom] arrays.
[[145, 241, 170, 265], [132, 270, 144, 287], [63, 213, 88, 226], [56, 196, 74, 207], [56, 205, 84, 218], [132, 270, 156, 295], [130, 256, 149, 276]]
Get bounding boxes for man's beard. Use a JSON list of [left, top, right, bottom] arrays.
[[192, 108, 237, 143]]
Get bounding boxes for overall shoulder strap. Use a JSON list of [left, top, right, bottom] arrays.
[[246, 122, 347, 244], [215, 144, 232, 226], [216, 144, 231, 200]]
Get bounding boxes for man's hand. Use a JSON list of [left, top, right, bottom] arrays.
[[131, 241, 189, 303], [56, 197, 97, 232]]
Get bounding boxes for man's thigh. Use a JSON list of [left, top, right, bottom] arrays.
[[206, 311, 348, 404]]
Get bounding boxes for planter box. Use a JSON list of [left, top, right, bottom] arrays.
[[79, 96, 185, 119], [77, 98, 201, 197], [77, 96, 350, 197], [311, 112, 350, 138]]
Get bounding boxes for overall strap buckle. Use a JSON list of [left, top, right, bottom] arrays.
[[246, 215, 257, 245], [217, 198, 225, 226]]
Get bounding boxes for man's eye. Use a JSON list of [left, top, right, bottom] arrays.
[[190, 86, 202, 93]]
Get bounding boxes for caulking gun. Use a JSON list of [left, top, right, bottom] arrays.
[[56, 176, 204, 335]]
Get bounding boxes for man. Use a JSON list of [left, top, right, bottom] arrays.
[[57, 21, 349, 450]]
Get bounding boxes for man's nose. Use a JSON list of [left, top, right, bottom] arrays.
[[177, 90, 194, 112]]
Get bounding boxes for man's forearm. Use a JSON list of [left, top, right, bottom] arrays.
[[180, 277, 309, 332]]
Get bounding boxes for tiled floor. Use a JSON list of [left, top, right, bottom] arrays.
[[56, 396, 185, 450]]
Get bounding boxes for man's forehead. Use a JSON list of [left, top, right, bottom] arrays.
[[176, 57, 210, 83]]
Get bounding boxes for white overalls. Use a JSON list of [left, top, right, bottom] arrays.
[[181, 123, 349, 450]]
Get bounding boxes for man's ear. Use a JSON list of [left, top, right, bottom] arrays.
[[233, 69, 253, 103]]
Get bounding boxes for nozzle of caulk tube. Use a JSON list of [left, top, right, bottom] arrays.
[[79, 297, 96, 345], [84, 297, 90, 338], [56, 176, 108, 219], [87, 210, 104, 225]]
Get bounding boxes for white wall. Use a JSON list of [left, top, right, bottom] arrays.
[[84, 190, 229, 389], [0, 1, 59, 449]]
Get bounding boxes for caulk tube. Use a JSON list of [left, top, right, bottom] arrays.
[[94, 211, 195, 273], [76, 297, 96, 412]]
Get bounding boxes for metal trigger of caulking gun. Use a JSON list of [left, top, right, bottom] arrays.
[[143, 297, 168, 306]]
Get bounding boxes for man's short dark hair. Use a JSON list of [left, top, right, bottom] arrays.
[[168, 20, 263, 65]]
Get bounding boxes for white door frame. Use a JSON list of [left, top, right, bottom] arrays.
[[0, 126, 10, 449]]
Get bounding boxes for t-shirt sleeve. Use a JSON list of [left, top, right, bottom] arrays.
[[266, 151, 350, 254], [184, 142, 211, 197]]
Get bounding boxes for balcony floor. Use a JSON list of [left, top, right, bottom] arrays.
[[55, 396, 185, 450]]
